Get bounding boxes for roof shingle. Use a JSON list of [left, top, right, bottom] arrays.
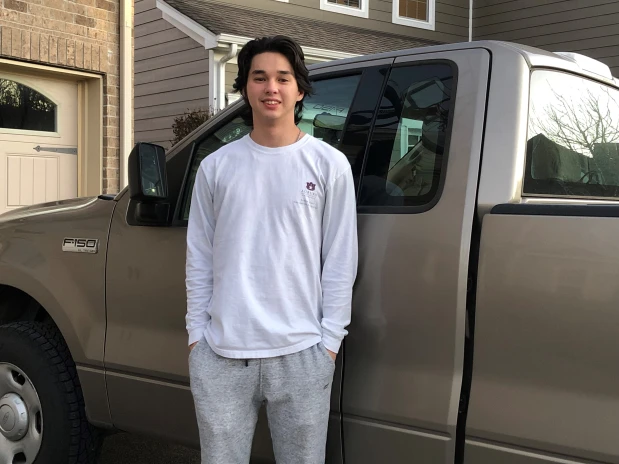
[[163, 0, 439, 56]]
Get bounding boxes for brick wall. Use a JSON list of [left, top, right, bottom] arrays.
[[0, 0, 126, 194]]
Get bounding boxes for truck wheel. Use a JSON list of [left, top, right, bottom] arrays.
[[0, 321, 101, 464]]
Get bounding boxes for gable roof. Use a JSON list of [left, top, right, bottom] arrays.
[[162, 0, 439, 55]]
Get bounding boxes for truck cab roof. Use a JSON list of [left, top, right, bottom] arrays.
[[309, 39, 617, 88]]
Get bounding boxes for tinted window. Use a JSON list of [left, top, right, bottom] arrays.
[[298, 74, 361, 148], [180, 114, 252, 221], [180, 74, 362, 221], [0, 79, 56, 132], [358, 63, 455, 207], [525, 70, 619, 198]]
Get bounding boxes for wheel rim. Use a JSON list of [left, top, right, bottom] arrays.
[[0, 363, 43, 464]]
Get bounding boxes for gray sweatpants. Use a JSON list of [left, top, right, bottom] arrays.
[[188, 339, 335, 464]]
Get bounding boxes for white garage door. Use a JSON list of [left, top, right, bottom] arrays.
[[0, 71, 78, 215]]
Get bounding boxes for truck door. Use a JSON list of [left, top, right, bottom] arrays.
[[342, 49, 490, 463], [103, 58, 391, 461], [466, 66, 619, 464]]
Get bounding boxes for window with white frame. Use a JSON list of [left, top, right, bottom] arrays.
[[321, 0, 369, 19], [392, 0, 435, 30]]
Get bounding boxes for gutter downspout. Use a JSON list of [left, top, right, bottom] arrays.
[[217, 43, 238, 111], [120, 1, 133, 190], [469, 0, 473, 42]]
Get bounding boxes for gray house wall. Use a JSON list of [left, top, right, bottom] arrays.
[[209, 0, 470, 43], [474, 0, 619, 76], [135, 0, 210, 148]]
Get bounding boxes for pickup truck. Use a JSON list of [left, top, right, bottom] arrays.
[[1, 40, 619, 464]]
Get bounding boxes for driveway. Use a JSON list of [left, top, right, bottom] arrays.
[[99, 432, 200, 463]]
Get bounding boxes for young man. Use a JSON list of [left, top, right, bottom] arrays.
[[185, 35, 358, 464]]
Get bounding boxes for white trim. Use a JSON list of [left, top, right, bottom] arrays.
[[0, 128, 61, 137], [120, 0, 132, 190], [320, 0, 369, 19], [217, 34, 252, 47], [218, 44, 238, 112], [208, 46, 241, 113], [392, 0, 435, 31], [156, 0, 218, 48], [208, 49, 216, 112], [0, 58, 100, 80], [216, 34, 360, 62], [302, 45, 360, 61]]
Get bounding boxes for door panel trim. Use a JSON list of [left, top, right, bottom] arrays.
[[105, 368, 191, 388], [492, 203, 619, 218], [343, 416, 451, 463], [465, 439, 597, 464], [345, 414, 451, 439]]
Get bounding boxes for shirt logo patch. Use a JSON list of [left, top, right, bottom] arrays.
[[295, 181, 319, 210]]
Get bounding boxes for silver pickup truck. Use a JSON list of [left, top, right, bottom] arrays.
[[1, 40, 619, 464]]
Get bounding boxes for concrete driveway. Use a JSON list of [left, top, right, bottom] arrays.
[[99, 432, 200, 463]]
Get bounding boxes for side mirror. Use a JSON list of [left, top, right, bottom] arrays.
[[128, 142, 168, 201], [127, 142, 170, 225], [313, 113, 346, 131]]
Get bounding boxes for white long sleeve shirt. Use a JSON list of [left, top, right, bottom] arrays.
[[185, 134, 358, 359]]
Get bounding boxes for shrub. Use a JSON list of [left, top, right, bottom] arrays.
[[171, 108, 213, 146]]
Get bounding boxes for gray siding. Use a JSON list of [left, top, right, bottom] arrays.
[[134, 0, 210, 148], [474, 0, 619, 76], [209, 0, 470, 43]]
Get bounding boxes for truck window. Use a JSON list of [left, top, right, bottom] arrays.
[[179, 74, 362, 221], [524, 70, 619, 199], [358, 62, 455, 208]]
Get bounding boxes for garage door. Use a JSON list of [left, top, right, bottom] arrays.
[[0, 71, 78, 215]]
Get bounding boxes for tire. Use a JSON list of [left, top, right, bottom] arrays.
[[0, 321, 101, 464]]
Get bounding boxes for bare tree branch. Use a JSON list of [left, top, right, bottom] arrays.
[[530, 86, 619, 158]]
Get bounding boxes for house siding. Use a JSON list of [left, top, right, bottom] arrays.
[[473, 0, 619, 76], [134, 0, 210, 148], [209, 0, 470, 43], [0, 0, 124, 194]]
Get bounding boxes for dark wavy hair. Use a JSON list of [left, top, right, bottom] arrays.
[[233, 35, 313, 125]]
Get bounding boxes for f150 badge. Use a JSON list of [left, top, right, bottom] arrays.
[[62, 238, 99, 254]]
